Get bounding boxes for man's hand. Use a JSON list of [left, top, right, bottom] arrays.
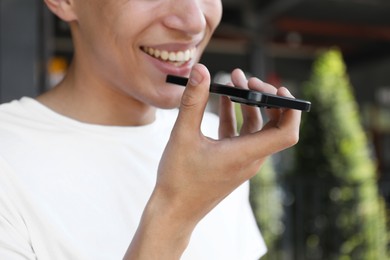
[[125, 64, 301, 260]]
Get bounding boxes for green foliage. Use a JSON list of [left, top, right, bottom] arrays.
[[288, 48, 388, 259], [297, 49, 375, 182], [250, 158, 284, 259]]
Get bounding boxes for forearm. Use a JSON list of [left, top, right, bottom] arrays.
[[123, 189, 197, 260]]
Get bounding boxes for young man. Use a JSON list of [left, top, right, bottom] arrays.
[[0, 0, 301, 259]]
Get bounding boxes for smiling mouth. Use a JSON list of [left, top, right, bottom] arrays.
[[141, 46, 196, 66]]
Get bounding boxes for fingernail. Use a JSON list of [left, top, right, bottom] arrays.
[[189, 66, 203, 86], [281, 87, 295, 98]]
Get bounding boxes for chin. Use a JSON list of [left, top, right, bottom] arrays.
[[152, 87, 183, 109], [154, 98, 181, 109], [145, 93, 180, 109]]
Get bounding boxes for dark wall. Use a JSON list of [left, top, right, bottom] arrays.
[[0, 0, 46, 103], [349, 58, 390, 106]]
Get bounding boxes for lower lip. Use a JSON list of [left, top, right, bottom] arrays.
[[142, 51, 194, 76]]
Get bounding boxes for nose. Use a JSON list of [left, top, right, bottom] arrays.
[[162, 0, 206, 35]]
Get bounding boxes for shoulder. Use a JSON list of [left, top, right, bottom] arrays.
[[0, 97, 38, 127], [0, 97, 46, 158], [0, 98, 25, 119], [0, 98, 27, 137], [0, 97, 41, 136]]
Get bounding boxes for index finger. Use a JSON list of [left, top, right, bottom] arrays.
[[229, 89, 301, 162]]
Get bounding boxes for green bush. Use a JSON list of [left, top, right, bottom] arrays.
[[250, 158, 284, 259], [287, 49, 388, 259]]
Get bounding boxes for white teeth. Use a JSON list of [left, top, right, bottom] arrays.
[[142, 46, 196, 63], [184, 50, 190, 60], [168, 52, 176, 61], [160, 50, 169, 61], [154, 49, 160, 58], [176, 51, 184, 61]]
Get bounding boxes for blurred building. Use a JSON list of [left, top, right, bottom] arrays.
[[1, 0, 390, 178], [207, 0, 390, 181]]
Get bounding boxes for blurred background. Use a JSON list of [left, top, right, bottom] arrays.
[[1, 0, 390, 259]]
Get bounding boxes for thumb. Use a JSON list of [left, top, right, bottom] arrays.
[[175, 64, 211, 133]]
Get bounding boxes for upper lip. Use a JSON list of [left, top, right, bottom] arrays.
[[140, 35, 204, 50], [140, 42, 199, 52]]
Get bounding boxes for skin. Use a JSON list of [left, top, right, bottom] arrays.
[[41, 0, 302, 259], [40, 0, 220, 125]]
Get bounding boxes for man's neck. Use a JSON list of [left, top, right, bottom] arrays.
[[37, 69, 156, 127]]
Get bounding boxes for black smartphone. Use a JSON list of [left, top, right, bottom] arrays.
[[166, 75, 311, 112]]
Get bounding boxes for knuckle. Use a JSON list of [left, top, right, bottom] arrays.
[[180, 92, 198, 109], [284, 131, 300, 147], [242, 113, 262, 130], [241, 121, 261, 134]]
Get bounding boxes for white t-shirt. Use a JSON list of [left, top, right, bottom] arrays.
[[0, 97, 266, 260]]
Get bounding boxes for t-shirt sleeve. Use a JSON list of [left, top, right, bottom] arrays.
[[0, 157, 36, 260]]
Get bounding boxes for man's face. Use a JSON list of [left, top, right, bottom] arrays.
[[71, 0, 223, 108]]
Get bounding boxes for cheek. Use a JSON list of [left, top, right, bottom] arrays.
[[204, 0, 223, 29]]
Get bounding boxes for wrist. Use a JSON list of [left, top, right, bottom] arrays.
[[124, 188, 197, 259]]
